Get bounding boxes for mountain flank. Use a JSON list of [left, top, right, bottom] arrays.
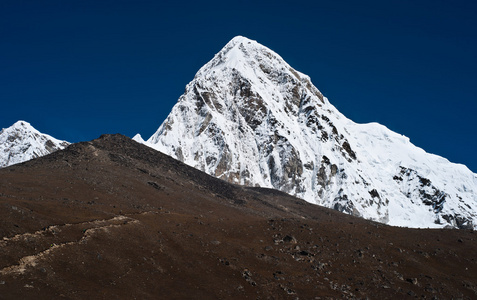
[[0, 134, 476, 299]]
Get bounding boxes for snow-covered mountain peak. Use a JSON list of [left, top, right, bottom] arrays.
[[0, 121, 70, 168], [10, 120, 35, 131], [140, 36, 477, 229], [228, 35, 253, 45], [196, 36, 322, 101], [212, 35, 264, 64]]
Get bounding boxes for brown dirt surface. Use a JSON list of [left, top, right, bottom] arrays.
[[0, 134, 476, 299]]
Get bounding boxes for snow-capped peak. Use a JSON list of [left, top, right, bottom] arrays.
[[0, 120, 70, 168], [132, 133, 145, 144], [138, 36, 477, 229], [228, 35, 253, 44], [11, 120, 35, 131]]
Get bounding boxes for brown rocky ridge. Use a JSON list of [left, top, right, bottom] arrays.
[[0, 134, 476, 299]]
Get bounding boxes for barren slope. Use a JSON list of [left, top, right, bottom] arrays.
[[0, 135, 476, 299]]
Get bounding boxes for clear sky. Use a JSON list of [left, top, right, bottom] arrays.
[[1, 0, 476, 172]]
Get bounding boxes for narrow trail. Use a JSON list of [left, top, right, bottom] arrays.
[[0, 215, 140, 275]]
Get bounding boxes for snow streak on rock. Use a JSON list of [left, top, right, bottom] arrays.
[[138, 36, 477, 229], [0, 121, 70, 168]]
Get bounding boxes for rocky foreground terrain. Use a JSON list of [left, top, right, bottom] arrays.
[[0, 135, 476, 299]]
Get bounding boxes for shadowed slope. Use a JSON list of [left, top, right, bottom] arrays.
[[0, 134, 476, 299]]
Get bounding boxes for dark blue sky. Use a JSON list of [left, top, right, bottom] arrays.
[[1, 0, 476, 172]]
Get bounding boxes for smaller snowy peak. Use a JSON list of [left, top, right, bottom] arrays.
[[132, 134, 145, 144], [11, 120, 30, 128], [9, 120, 39, 132], [0, 120, 70, 168]]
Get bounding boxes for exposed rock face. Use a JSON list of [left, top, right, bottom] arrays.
[[0, 121, 70, 168], [137, 36, 477, 229]]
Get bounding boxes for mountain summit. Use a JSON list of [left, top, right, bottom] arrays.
[[0, 121, 70, 168], [137, 36, 477, 229]]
